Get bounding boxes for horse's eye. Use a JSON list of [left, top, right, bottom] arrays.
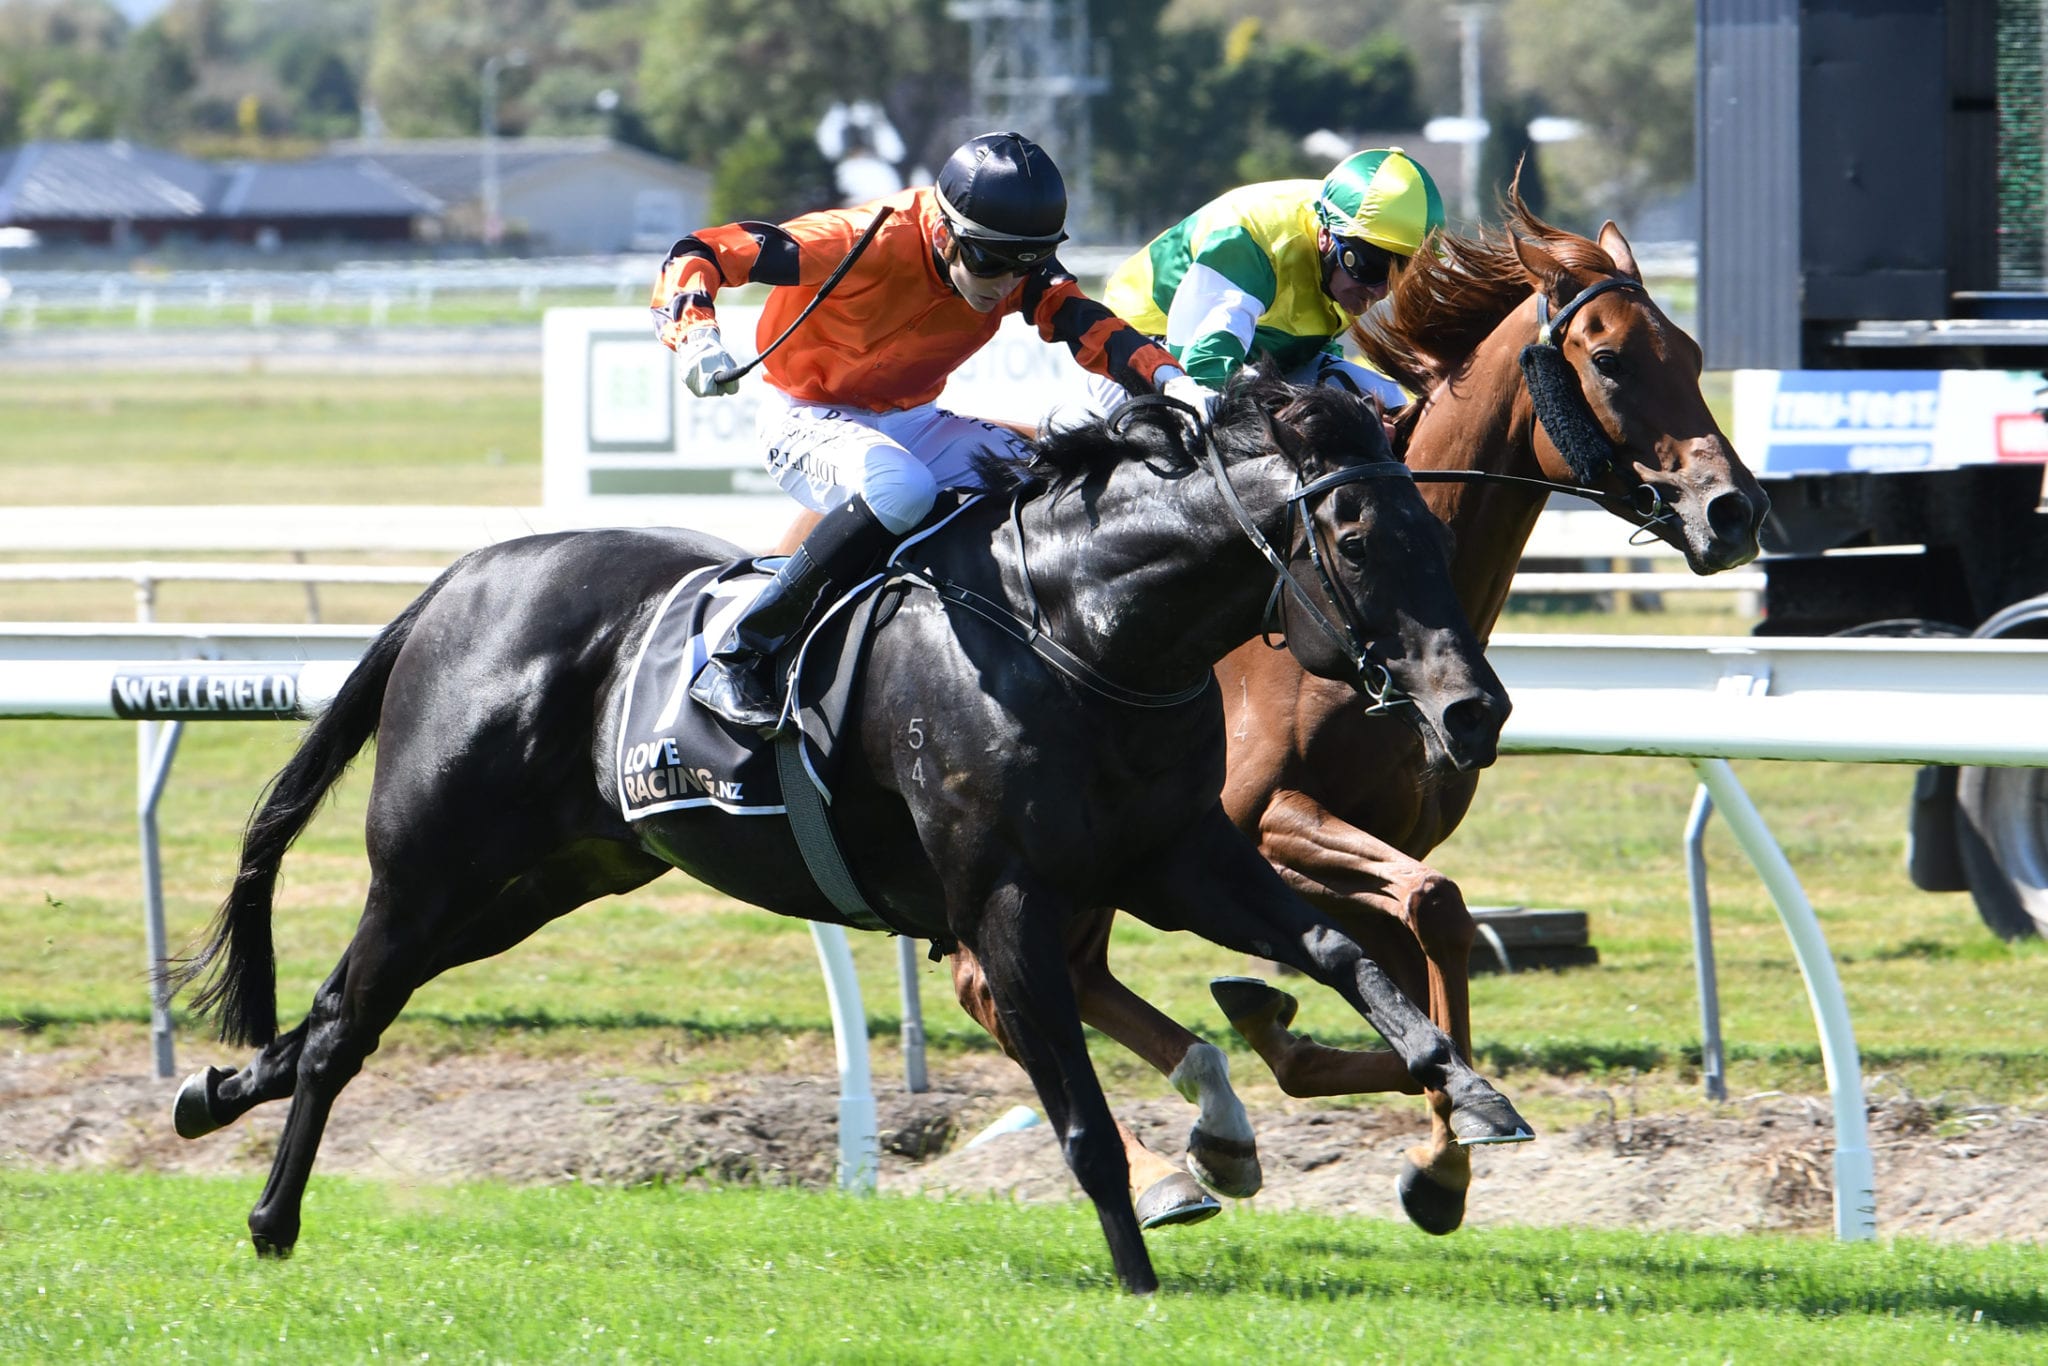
[[1591, 351, 1625, 378], [1338, 532, 1368, 563]]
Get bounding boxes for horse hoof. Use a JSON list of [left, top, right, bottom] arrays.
[[1395, 1156, 1467, 1235], [172, 1065, 233, 1140], [1135, 1171, 1222, 1230], [1449, 1091, 1536, 1146], [250, 1233, 295, 1260], [1209, 976, 1299, 1031], [1186, 1130, 1263, 1199]]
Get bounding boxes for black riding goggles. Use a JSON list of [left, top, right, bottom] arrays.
[[1330, 236, 1399, 289], [951, 230, 1059, 279]]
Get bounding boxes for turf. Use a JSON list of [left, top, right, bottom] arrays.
[[3, 1173, 2041, 1364]]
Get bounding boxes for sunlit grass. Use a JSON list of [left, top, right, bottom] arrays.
[[0, 369, 541, 505], [3, 1173, 2041, 1364], [5, 713, 2044, 1128]]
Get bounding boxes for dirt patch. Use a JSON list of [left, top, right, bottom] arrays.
[[5, 1038, 2044, 1244]]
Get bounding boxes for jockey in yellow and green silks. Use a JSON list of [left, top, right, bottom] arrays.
[[1099, 148, 1445, 419]]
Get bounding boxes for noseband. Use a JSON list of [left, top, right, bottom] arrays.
[[1410, 274, 1682, 542]]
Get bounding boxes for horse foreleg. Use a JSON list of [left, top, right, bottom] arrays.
[[951, 941, 1229, 1222], [1240, 789, 1480, 1230], [1120, 805, 1531, 1154], [964, 876, 1157, 1294]]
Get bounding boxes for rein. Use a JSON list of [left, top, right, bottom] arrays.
[[895, 551, 1217, 710]]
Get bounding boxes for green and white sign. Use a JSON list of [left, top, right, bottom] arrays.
[[542, 305, 1102, 526]]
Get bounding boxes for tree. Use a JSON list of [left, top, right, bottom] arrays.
[[1244, 33, 1419, 139], [1496, 0, 1692, 226], [1478, 89, 1550, 223], [116, 22, 197, 137], [20, 76, 112, 140], [1092, 3, 1247, 234], [363, 0, 556, 137], [0, 0, 126, 144], [637, 0, 965, 220], [710, 118, 836, 223]]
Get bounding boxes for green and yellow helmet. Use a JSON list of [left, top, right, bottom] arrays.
[[1315, 148, 1444, 257]]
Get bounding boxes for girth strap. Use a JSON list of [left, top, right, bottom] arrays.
[[772, 729, 910, 936]]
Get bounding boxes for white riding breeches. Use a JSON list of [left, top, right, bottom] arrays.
[[755, 388, 1031, 534]]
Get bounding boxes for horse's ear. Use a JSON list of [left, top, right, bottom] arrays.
[[1512, 232, 1571, 319], [1598, 221, 1642, 281], [1258, 400, 1310, 468]]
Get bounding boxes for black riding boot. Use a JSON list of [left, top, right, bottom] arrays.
[[688, 495, 896, 730]]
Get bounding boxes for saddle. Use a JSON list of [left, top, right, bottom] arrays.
[[614, 496, 988, 940], [613, 557, 882, 823]]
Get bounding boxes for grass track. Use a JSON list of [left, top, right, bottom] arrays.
[[2, 1173, 2041, 1364]]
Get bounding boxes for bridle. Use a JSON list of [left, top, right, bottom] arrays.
[[1406, 274, 1683, 544], [889, 394, 1423, 713], [1185, 408, 1416, 714]]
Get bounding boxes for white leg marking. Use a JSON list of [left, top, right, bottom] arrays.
[[1169, 1042, 1254, 1145]]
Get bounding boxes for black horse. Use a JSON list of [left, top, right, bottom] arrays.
[[166, 377, 1525, 1295]]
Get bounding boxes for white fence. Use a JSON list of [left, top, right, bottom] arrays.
[[0, 505, 1748, 616], [7, 624, 2048, 1229]]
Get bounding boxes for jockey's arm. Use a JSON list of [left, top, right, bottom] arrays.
[[1014, 264, 1178, 397], [648, 211, 870, 351], [1162, 230, 1277, 388]]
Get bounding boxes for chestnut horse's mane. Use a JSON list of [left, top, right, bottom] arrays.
[[1351, 186, 1622, 403]]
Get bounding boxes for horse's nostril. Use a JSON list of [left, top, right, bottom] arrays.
[[1442, 693, 1505, 763], [1706, 489, 1755, 543]]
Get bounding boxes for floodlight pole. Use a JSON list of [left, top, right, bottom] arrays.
[[480, 51, 527, 248], [1453, 5, 1492, 223]]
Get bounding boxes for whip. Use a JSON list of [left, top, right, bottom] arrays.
[[710, 205, 895, 386]]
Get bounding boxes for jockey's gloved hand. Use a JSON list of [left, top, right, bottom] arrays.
[[677, 323, 742, 397], [1160, 370, 1222, 422]]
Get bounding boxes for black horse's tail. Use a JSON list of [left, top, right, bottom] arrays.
[[165, 576, 449, 1047]]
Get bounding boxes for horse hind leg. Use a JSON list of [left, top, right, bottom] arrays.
[[234, 838, 666, 1257], [177, 839, 666, 1144], [174, 1018, 312, 1139], [242, 874, 460, 1258]]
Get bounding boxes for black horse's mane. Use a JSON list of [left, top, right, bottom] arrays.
[[972, 370, 1394, 499]]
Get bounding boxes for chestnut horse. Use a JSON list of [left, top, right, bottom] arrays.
[[931, 196, 1771, 1232]]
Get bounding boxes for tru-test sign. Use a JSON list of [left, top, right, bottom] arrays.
[[110, 666, 306, 720]]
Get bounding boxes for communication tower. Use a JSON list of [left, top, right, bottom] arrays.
[[946, 0, 1109, 240]]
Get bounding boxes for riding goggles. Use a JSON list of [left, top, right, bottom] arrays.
[[950, 227, 1059, 279], [1331, 236, 1400, 289]]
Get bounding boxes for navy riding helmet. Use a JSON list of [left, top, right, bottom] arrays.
[[934, 131, 1069, 276]]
